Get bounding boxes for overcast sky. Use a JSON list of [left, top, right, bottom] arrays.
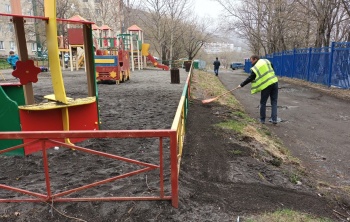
[[193, 0, 222, 19]]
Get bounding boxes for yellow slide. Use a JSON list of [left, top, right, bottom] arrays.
[[78, 54, 84, 68], [141, 43, 169, 71], [142, 43, 150, 56], [77, 47, 85, 68]]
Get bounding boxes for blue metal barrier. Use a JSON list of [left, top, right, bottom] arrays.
[[244, 42, 350, 89]]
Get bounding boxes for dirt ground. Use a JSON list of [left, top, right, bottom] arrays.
[[0, 67, 349, 221]]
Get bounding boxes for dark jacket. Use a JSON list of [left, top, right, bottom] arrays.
[[213, 60, 220, 69]]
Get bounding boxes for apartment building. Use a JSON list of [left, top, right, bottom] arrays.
[[0, 0, 37, 58], [203, 42, 242, 54], [79, 0, 123, 37]]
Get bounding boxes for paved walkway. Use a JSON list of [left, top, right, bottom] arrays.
[[218, 69, 350, 188]]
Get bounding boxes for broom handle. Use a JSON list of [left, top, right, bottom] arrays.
[[215, 86, 239, 99]]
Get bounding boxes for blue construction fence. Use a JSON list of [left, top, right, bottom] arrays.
[[244, 42, 350, 89]]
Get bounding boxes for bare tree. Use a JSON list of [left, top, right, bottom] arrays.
[[341, 0, 350, 41], [215, 0, 348, 55], [136, 0, 168, 59], [164, 0, 192, 65], [178, 17, 216, 60], [296, 0, 339, 47], [135, 0, 193, 64]]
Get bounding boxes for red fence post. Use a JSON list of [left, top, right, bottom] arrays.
[[170, 130, 178, 208]]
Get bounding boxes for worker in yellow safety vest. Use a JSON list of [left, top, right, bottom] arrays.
[[237, 55, 279, 124]]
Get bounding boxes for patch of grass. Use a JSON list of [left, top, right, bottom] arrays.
[[195, 70, 244, 110], [233, 111, 256, 123], [257, 126, 272, 136], [0, 59, 11, 70], [342, 186, 350, 195], [245, 209, 333, 222], [289, 173, 300, 184], [233, 111, 245, 118], [257, 172, 266, 181], [270, 157, 283, 167], [230, 149, 242, 155], [216, 120, 246, 134]]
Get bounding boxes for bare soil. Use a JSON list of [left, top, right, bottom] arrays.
[[0, 68, 349, 221]]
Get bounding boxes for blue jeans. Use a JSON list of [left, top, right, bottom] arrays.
[[260, 82, 278, 123], [214, 68, 219, 76]]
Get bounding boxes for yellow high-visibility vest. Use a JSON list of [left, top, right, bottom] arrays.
[[250, 59, 278, 94]]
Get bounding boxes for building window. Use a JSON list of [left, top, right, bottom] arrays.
[[95, 0, 101, 3], [6, 5, 11, 12], [95, 9, 101, 15], [31, 42, 37, 52], [83, 0, 88, 2], [0, 41, 4, 50], [8, 24, 13, 32], [10, 41, 15, 50]]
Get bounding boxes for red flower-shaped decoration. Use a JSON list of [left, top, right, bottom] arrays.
[[12, 60, 42, 85]]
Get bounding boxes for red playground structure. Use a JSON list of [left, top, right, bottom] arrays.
[[95, 39, 130, 84]]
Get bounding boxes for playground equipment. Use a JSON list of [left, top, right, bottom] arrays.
[[127, 25, 169, 71], [127, 25, 144, 71], [93, 25, 131, 83], [95, 38, 130, 84], [0, 0, 99, 155], [142, 43, 169, 71], [57, 15, 102, 71], [96, 25, 144, 72], [97, 25, 168, 72]]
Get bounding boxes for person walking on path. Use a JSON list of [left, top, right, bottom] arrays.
[[237, 55, 279, 124], [213, 57, 221, 76], [7, 51, 19, 70]]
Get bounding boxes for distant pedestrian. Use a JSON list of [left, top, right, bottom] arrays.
[[237, 55, 279, 124], [213, 57, 221, 76], [7, 51, 19, 70]]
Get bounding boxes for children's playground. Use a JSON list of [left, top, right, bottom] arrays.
[[0, 0, 191, 213], [1, 0, 348, 221], [0, 0, 182, 211]]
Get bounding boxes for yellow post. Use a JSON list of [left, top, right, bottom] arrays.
[[44, 0, 67, 104], [61, 107, 73, 145]]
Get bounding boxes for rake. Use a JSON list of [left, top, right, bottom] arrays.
[[202, 86, 239, 104]]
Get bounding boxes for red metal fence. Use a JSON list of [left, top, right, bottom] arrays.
[[0, 130, 179, 208], [0, 63, 194, 208]]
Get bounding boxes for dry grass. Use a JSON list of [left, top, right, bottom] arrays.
[[244, 209, 332, 222], [280, 77, 350, 101], [192, 70, 298, 165], [191, 70, 340, 222]]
